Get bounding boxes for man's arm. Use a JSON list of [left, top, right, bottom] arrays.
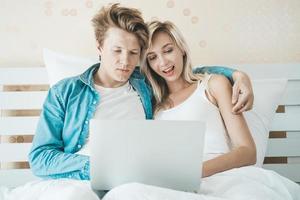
[[193, 66, 254, 114], [28, 86, 90, 180], [193, 66, 235, 84]]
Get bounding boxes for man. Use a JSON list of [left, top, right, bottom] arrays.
[[27, 3, 253, 199]]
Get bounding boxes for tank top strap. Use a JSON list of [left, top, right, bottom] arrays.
[[198, 74, 213, 92]]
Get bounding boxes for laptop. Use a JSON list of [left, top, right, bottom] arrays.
[[89, 119, 206, 192]]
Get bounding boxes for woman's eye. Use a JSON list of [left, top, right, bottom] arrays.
[[147, 55, 156, 61], [165, 48, 173, 53], [114, 49, 121, 53]]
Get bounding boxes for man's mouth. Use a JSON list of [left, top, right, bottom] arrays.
[[117, 68, 130, 73]]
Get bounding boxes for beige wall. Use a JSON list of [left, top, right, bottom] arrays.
[[1, 0, 299, 67]]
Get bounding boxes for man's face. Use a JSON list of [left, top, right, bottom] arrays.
[[97, 27, 141, 87]]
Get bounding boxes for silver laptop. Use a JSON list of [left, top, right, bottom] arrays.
[[90, 119, 206, 192]]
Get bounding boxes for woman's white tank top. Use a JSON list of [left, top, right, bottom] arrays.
[[155, 75, 231, 161]]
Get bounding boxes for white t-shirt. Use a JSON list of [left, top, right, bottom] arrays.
[[77, 81, 145, 156]]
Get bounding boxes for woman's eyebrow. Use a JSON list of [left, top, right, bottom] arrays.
[[162, 43, 173, 48], [147, 43, 173, 55]]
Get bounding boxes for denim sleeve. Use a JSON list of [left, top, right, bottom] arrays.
[[192, 66, 235, 84], [28, 86, 90, 180]]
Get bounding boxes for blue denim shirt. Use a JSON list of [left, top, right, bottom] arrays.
[[28, 64, 234, 180]]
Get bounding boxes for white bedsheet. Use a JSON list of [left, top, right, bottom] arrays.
[[0, 179, 99, 200], [1, 166, 299, 200], [103, 166, 300, 200], [0, 187, 9, 200], [199, 166, 300, 199]]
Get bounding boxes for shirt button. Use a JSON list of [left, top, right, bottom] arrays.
[[77, 144, 82, 148], [85, 120, 88, 124], [93, 101, 97, 105]]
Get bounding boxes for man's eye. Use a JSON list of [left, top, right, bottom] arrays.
[[130, 51, 139, 55], [114, 49, 121, 53]]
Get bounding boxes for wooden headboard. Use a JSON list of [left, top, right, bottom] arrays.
[[0, 64, 299, 187]]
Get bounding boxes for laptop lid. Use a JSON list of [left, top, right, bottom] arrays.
[[90, 119, 206, 192]]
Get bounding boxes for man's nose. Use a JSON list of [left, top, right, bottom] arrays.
[[120, 52, 130, 66]]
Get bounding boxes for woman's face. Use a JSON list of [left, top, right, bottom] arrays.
[[146, 31, 184, 84]]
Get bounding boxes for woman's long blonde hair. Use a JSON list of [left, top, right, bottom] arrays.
[[141, 20, 203, 114]]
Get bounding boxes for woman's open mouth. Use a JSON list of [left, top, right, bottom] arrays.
[[162, 66, 175, 76]]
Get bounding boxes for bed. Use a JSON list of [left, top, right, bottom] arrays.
[[0, 63, 300, 198]]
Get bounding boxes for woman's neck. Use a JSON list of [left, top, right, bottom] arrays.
[[167, 78, 191, 95]]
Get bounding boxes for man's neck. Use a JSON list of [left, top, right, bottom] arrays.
[[94, 68, 127, 88]]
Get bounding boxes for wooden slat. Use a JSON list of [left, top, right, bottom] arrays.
[[263, 164, 300, 182], [276, 105, 285, 113], [1, 161, 30, 169], [0, 91, 47, 109], [0, 67, 48, 85], [270, 113, 300, 131], [264, 157, 287, 164], [269, 131, 286, 138], [0, 135, 33, 143], [0, 143, 31, 162], [0, 169, 39, 188], [3, 85, 49, 91], [236, 63, 300, 80], [0, 117, 39, 135], [1, 110, 41, 117], [266, 138, 300, 157]]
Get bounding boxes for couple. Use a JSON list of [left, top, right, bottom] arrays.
[[27, 3, 254, 200]]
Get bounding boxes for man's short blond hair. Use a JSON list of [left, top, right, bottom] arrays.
[[92, 3, 149, 57]]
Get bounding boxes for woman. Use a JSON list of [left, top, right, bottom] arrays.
[[102, 20, 300, 200], [142, 20, 256, 178]]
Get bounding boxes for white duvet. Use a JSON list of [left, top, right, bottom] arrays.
[[1, 166, 300, 200], [103, 166, 300, 200], [199, 166, 300, 200]]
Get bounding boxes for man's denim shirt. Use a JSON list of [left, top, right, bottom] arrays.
[[28, 63, 234, 180]]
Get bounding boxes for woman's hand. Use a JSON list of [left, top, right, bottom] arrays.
[[231, 71, 254, 114]]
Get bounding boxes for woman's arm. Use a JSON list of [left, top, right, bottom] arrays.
[[202, 74, 256, 178], [193, 66, 254, 114]]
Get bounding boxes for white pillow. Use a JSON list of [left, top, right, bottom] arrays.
[[43, 50, 287, 166], [43, 48, 98, 86], [244, 79, 287, 167]]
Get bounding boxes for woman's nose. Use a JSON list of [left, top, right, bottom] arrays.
[[158, 55, 167, 68]]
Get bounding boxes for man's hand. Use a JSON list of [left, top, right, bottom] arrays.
[[232, 70, 254, 114]]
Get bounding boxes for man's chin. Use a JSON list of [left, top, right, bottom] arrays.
[[116, 76, 130, 84]]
